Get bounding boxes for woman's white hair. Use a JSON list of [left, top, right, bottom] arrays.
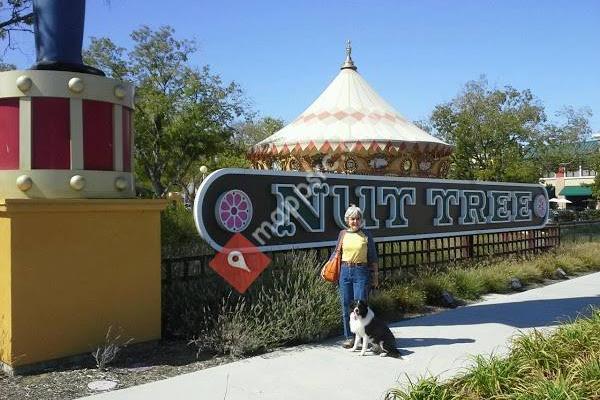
[[344, 204, 363, 226]]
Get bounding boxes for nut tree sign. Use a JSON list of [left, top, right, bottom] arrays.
[[193, 168, 549, 252]]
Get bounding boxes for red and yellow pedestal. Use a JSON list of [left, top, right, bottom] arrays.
[[0, 70, 165, 373], [0, 199, 165, 371]]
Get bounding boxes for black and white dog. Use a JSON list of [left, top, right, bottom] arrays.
[[349, 299, 402, 358]]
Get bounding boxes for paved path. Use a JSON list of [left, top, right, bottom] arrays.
[[82, 272, 600, 400]]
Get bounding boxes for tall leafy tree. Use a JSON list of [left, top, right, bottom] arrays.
[[537, 106, 594, 174], [164, 116, 284, 204], [429, 77, 592, 183], [84, 26, 250, 197], [431, 77, 546, 182], [589, 146, 600, 201], [232, 116, 284, 147]]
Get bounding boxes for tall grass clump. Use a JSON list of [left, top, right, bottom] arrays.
[[417, 272, 454, 306], [386, 308, 600, 400], [469, 262, 513, 294], [447, 268, 485, 300], [371, 283, 426, 321], [385, 376, 452, 400], [387, 284, 427, 313]]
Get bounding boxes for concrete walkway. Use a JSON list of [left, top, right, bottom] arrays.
[[82, 272, 600, 400]]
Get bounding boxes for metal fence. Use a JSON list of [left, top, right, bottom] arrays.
[[162, 226, 561, 285]]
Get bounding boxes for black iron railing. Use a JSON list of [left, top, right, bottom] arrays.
[[162, 226, 561, 284]]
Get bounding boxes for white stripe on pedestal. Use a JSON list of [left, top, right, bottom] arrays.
[[129, 110, 135, 173], [113, 104, 123, 171], [19, 97, 31, 170], [70, 98, 84, 169]]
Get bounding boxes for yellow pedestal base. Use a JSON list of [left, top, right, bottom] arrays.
[[0, 199, 166, 371]]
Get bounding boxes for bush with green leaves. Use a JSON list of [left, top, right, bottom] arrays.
[[555, 209, 577, 222], [161, 203, 212, 257], [576, 209, 600, 221]]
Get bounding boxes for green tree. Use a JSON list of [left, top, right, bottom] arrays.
[[232, 116, 284, 147], [84, 26, 250, 198], [430, 77, 592, 183], [537, 106, 593, 174], [181, 116, 285, 201], [590, 151, 600, 201], [431, 77, 546, 182]]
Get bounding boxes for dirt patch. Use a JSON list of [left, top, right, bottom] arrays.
[[0, 340, 234, 400]]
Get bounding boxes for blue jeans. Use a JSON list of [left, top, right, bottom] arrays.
[[339, 263, 371, 338]]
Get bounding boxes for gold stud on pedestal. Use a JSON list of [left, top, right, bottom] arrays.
[[16, 75, 33, 92], [16, 175, 33, 191], [68, 77, 84, 93], [69, 175, 86, 191], [115, 177, 128, 191]]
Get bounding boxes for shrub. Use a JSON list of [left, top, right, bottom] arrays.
[[457, 354, 518, 398], [189, 251, 340, 357], [370, 291, 397, 320], [386, 376, 453, 400], [91, 327, 133, 370], [565, 242, 600, 271], [577, 209, 600, 221], [161, 203, 211, 257], [555, 209, 577, 222]]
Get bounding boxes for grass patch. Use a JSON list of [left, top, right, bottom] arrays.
[[417, 273, 454, 306], [386, 308, 600, 400]]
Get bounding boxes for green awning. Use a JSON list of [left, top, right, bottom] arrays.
[[558, 186, 593, 196]]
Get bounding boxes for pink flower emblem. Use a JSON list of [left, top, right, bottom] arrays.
[[216, 190, 253, 233]]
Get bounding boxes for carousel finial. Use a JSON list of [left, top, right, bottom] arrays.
[[341, 40, 357, 71]]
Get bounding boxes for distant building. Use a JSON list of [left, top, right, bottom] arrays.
[[540, 137, 599, 210]]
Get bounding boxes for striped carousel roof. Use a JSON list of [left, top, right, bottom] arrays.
[[250, 42, 452, 157]]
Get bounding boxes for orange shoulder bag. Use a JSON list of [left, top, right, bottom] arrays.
[[320, 231, 346, 283]]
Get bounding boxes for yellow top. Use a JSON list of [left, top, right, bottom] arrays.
[[341, 230, 368, 263]]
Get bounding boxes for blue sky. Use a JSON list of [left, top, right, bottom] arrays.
[[5, 0, 599, 131]]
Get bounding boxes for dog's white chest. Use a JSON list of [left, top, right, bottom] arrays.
[[349, 313, 364, 335], [349, 310, 373, 336]]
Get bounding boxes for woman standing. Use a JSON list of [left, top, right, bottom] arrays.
[[336, 204, 379, 348]]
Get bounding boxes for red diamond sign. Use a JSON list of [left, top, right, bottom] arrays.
[[209, 233, 271, 294]]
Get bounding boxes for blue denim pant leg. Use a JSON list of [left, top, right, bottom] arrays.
[[339, 264, 371, 338]]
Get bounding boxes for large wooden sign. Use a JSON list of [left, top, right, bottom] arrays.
[[194, 168, 549, 252]]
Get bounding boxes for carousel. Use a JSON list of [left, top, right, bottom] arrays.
[[248, 42, 453, 177]]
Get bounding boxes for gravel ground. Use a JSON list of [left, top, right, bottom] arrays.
[[0, 341, 234, 400]]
